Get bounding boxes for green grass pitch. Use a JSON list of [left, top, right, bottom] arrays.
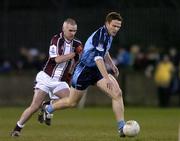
[[0, 107, 180, 141]]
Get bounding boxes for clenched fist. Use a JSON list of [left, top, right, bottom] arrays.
[[75, 46, 83, 54]]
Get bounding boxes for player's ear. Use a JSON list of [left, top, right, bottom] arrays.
[[62, 22, 66, 32], [105, 21, 109, 28], [62, 26, 64, 32], [62, 21, 68, 32]]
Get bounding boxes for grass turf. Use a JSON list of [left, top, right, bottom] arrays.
[[0, 107, 180, 141]]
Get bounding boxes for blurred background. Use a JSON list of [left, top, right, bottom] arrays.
[[0, 0, 180, 107]]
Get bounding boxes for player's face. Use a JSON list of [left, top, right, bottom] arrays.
[[63, 23, 77, 41], [106, 20, 122, 36]]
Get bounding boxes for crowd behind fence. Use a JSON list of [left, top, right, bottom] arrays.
[[0, 1, 180, 106]]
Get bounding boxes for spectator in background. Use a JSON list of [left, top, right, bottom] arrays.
[[154, 54, 174, 107], [16, 46, 46, 72], [169, 47, 180, 94], [0, 59, 12, 73], [116, 47, 130, 68], [146, 45, 160, 67], [168, 47, 180, 106], [129, 44, 147, 70], [144, 45, 160, 77], [129, 44, 140, 67]]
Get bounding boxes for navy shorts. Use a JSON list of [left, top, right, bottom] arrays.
[[71, 62, 103, 90]]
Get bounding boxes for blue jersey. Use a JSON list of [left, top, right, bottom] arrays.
[[71, 25, 114, 90], [80, 25, 113, 67]]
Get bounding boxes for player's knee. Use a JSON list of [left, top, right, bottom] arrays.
[[69, 101, 78, 107], [113, 89, 123, 100], [66, 99, 78, 108]]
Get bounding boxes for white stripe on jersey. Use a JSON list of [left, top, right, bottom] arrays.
[[51, 41, 72, 81], [73, 38, 82, 44]]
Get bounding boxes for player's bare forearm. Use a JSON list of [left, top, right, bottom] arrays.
[[95, 57, 114, 90], [55, 53, 75, 63], [104, 52, 115, 68], [105, 52, 119, 78], [95, 58, 109, 79]]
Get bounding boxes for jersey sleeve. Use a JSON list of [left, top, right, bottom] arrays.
[[92, 28, 105, 47], [94, 43, 104, 61], [92, 28, 106, 60], [49, 44, 58, 58], [49, 35, 59, 58]]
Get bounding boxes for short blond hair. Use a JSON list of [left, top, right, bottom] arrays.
[[64, 18, 77, 25]]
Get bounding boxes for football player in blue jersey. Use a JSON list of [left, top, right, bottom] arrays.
[[44, 12, 126, 137]]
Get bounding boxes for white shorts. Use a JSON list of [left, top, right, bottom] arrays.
[[34, 71, 69, 99]]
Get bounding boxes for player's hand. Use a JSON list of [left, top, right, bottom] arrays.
[[105, 78, 113, 91], [70, 52, 76, 58], [75, 46, 83, 54], [68, 52, 76, 60]]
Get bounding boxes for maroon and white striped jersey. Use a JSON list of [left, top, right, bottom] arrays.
[[43, 33, 82, 83]]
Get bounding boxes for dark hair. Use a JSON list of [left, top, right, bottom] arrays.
[[105, 12, 123, 23]]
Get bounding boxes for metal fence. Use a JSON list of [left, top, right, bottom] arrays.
[[0, 1, 180, 106], [1, 6, 180, 59]]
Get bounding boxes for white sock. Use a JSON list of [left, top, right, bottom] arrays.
[[17, 121, 25, 128]]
